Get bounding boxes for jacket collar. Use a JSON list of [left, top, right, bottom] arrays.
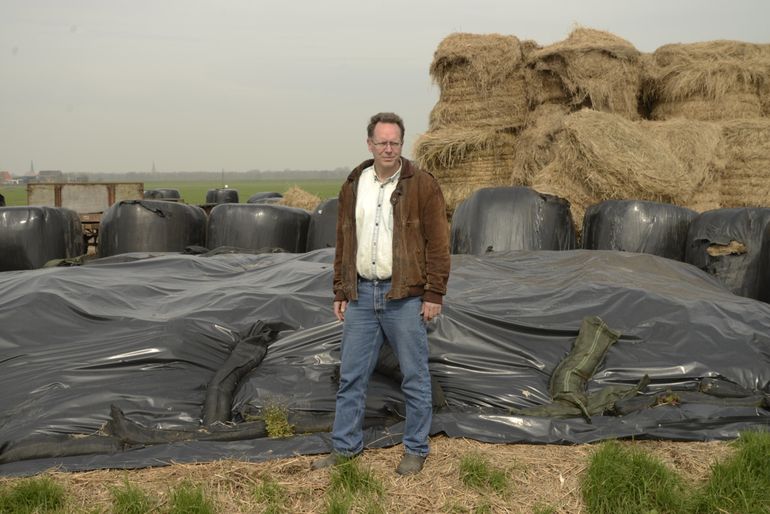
[[346, 158, 415, 183]]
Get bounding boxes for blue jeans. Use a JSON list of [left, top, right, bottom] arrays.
[[331, 277, 432, 456]]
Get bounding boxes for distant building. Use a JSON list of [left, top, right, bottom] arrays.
[[0, 171, 12, 184], [37, 170, 63, 183]]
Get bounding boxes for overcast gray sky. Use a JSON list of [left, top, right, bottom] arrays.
[[1, 0, 768, 174]]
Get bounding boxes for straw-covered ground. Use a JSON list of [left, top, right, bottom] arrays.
[[1, 436, 734, 513]]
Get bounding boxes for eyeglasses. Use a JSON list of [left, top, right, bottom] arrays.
[[371, 140, 402, 149]]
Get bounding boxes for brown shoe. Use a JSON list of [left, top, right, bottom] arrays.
[[311, 452, 358, 470], [396, 453, 426, 475]]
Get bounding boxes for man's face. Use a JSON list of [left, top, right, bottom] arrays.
[[367, 122, 403, 171]]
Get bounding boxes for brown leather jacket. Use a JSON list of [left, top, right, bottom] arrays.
[[333, 158, 451, 304]]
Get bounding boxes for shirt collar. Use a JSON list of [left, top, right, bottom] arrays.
[[373, 159, 402, 185]]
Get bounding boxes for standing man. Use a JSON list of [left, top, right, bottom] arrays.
[[312, 112, 450, 475]]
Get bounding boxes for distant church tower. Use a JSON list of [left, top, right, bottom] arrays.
[[152, 161, 157, 174]]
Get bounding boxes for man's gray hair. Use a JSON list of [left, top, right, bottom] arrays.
[[367, 112, 405, 141]]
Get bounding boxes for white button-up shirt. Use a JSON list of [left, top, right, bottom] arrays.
[[355, 163, 401, 280]]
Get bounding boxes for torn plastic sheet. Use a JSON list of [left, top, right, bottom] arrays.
[[685, 207, 770, 300], [0, 249, 769, 475]]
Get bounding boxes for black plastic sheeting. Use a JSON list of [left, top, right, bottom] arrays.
[[207, 203, 310, 252], [582, 200, 697, 261], [685, 207, 770, 300], [1, 249, 769, 476], [0, 206, 84, 271], [450, 187, 576, 254], [98, 201, 207, 257]]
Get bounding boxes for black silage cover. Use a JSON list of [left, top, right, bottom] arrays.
[[0, 248, 769, 475]]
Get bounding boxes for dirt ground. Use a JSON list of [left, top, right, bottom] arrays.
[[0, 435, 734, 513]]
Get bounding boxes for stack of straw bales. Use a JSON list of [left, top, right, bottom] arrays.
[[415, 27, 770, 226], [428, 33, 530, 131], [414, 33, 530, 212], [531, 111, 723, 224], [645, 41, 769, 121], [642, 40, 770, 210], [525, 28, 643, 119], [719, 119, 770, 208]]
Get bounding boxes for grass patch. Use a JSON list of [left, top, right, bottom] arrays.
[[0, 475, 66, 513], [110, 478, 154, 514], [459, 452, 510, 496], [688, 429, 770, 514], [253, 476, 289, 514], [324, 489, 354, 514], [325, 458, 385, 514], [582, 440, 687, 514], [583, 431, 770, 514], [167, 481, 215, 514]]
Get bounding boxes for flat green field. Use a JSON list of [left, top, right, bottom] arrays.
[[0, 180, 344, 207], [0, 185, 27, 206]]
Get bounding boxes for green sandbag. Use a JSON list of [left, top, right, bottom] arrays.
[[550, 316, 621, 416], [511, 377, 648, 420]]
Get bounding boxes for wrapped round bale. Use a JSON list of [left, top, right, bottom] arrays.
[[98, 200, 207, 257], [758, 223, 770, 304], [306, 198, 338, 251], [206, 188, 239, 204], [0, 206, 84, 270], [450, 186, 576, 254], [143, 188, 181, 201], [582, 200, 697, 262], [685, 207, 770, 300], [247, 192, 283, 204], [207, 203, 310, 253]]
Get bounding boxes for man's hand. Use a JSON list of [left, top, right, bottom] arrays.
[[334, 300, 348, 322], [421, 301, 442, 322]]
